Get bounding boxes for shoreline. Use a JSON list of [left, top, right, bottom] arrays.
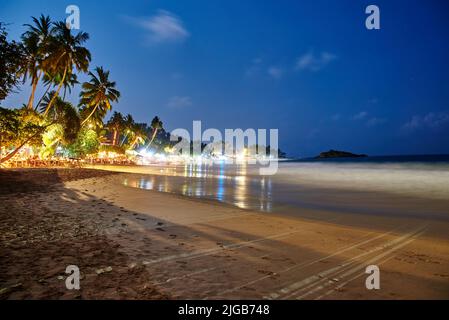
[[1, 168, 448, 299]]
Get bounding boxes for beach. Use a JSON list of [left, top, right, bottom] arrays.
[[1, 166, 449, 299], [1, 0, 448, 306]]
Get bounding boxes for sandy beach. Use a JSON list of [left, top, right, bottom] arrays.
[[2, 0, 449, 306], [1, 167, 448, 300]]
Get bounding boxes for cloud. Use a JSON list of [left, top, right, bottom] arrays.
[[352, 111, 368, 120], [267, 66, 283, 79], [366, 117, 386, 127], [346, 112, 386, 126], [402, 111, 449, 131], [167, 96, 192, 109], [246, 59, 284, 80], [125, 10, 189, 44], [295, 51, 337, 72]]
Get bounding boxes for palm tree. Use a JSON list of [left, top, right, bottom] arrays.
[[61, 72, 78, 100], [21, 15, 52, 109], [120, 114, 134, 146], [41, 97, 80, 149], [124, 114, 134, 129], [35, 71, 78, 110], [42, 21, 91, 116], [146, 116, 163, 148], [79, 66, 120, 126], [107, 111, 124, 146], [129, 123, 147, 150], [0, 108, 49, 164], [39, 90, 57, 114]]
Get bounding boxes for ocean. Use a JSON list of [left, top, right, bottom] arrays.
[[120, 154, 449, 222]]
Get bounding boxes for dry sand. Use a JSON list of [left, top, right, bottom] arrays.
[[1, 168, 448, 299]]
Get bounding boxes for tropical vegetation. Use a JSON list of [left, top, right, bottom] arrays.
[[0, 15, 172, 165]]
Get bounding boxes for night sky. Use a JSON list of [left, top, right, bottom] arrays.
[[1, 0, 448, 157]]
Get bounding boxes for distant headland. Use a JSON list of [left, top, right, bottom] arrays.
[[316, 150, 368, 159]]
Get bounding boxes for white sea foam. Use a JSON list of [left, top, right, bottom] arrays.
[[275, 162, 449, 200]]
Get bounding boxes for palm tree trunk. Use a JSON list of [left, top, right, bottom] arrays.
[[43, 66, 68, 117], [112, 129, 119, 146], [130, 135, 144, 149], [147, 129, 158, 148], [120, 132, 130, 146], [27, 75, 39, 109], [0, 120, 56, 164], [130, 137, 138, 149], [0, 135, 35, 164], [34, 82, 52, 111], [81, 104, 99, 126], [0, 141, 28, 164]]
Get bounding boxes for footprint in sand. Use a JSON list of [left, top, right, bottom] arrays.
[[257, 270, 277, 276], [434, 273, 449, 278]]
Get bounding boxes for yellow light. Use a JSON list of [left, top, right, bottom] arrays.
[[164, 146, 174, 154], [98, 151, 107, 158]]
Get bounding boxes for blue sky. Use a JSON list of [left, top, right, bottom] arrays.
[[1, 0, 449, 157]]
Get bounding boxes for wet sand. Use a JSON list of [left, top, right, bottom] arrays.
[[1, 168, 448, 299]]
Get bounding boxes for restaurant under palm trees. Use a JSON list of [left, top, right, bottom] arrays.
[[0, 15, 175, 168]]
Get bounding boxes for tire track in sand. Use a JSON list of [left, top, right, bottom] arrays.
[[270, 225, 426, 300]]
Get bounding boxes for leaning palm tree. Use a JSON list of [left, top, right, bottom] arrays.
[[35, 71, 78, 110], [42, 21, 91, 116], [61, 72, 78, 100], [107, 111, 124, 146], [146, 116, 163, 148], [120, 114, 135, 146], [128, 123, 147, 150], [40, 98, 81, 158], [79, 66, 120, 126], [39, 90, 57, 114], [21, 14, 53, 109]]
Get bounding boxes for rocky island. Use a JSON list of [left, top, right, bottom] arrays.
[[316, 149, 368, 159]]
